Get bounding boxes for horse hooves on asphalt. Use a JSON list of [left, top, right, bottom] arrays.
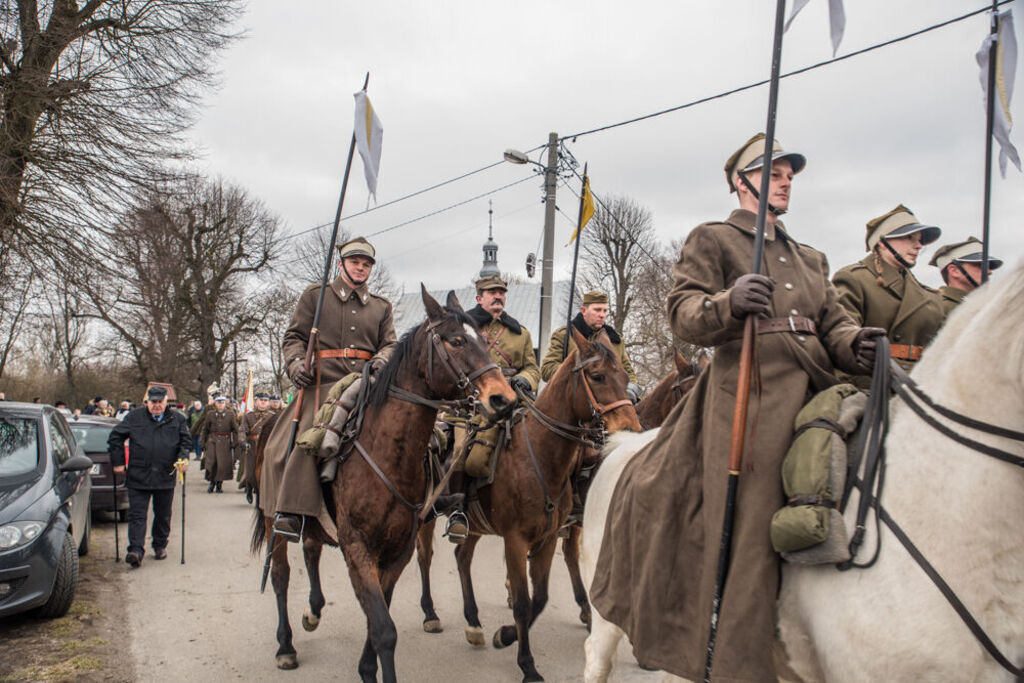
[[423, 618, 442, 633], [492, 625, 516, 649], [276, 654, 298, 670], [580, 607, 591, 627], [465, 625, 485, 646], [301, 608, 320, 632]]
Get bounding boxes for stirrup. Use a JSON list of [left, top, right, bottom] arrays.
[[444, 510, 469, 545], [272, 513, 304, 543]]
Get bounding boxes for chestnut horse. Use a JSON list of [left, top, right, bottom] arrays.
[[417, 327, 641, 682], [251, 288, 516, 681], [635, 349, 703, 429]]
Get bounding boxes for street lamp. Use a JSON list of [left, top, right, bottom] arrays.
[[503, 133, 558, 361]]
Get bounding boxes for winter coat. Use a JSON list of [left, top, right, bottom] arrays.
[[107, 406, 191, 490], [540, 314, 637, 384], [465, 305, 541, 391], [936, 285, 968, 315], [200, 408, 240, 483]]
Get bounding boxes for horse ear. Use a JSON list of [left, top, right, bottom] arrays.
[[445, 290, 465, 314], [570, 326, 594, 356], [421, 284, 443, 321], [674, 349, 691, 375]]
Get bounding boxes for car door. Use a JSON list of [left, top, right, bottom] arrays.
[[48, 413, 89, 545]]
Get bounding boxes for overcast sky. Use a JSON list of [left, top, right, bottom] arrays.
[[191, 0, 1024, 295]]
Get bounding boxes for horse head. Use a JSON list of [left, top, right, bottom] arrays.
[[636, 349, 696, 429], [565, 326, 642, 435], [416, 285, 516, 420]]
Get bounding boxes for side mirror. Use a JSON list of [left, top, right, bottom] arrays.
[[60, 454, 95, 473]]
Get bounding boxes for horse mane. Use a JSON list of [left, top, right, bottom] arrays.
[[365, 306, 479, 407]]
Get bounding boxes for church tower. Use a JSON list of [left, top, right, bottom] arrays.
[[479, 200, 500, 278]]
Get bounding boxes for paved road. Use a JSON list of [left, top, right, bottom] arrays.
[[123, 462, 661, 681]]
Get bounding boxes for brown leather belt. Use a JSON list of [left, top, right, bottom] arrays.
[[890, 343, 924, 362], [211, 431, 231, 436], [317, 348, 373, 360], [757, 316, 817, 336]]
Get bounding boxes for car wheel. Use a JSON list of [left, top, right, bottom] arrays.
[[78, 514, 91, 557], [37, 533, 79, 618]]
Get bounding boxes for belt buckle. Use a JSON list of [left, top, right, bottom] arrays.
[[787, 315, 797, 334]]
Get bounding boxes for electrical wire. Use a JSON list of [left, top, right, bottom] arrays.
[[563, 1, 1010, 141]]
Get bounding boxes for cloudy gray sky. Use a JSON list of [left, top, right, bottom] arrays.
[[191, 0, 1023, 294]]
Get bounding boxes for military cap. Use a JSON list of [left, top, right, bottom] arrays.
[[214, 395, 229, 403], [724, 133, 806, 193], [582, 290, 609, 305], [865, 204, 941, 251], [254, 392, 271, 400], [336, 236, 376, 264], [270, 395, 281, 401], [475, 274, 508, 293], [929, 236, 1003, 272], [145, 386, 168, 401]]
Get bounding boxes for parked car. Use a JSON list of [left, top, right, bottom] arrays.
[[67, 415, 129, 518], [0, 402, 93, 619]]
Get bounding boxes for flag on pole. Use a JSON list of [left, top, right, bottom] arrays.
[[977, 9, 1021, 178], [353, 90, 384, 202], [239, 369, 254, 414], [785, 0, 845, 57], [567, 174, 595, 245]]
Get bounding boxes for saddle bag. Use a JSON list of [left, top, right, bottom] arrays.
[[295, 372, 361, 455], [770, 383, 865, 564], [464, 423, 503, 479]]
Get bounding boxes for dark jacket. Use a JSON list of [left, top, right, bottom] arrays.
[[108, 407, 191, 490]]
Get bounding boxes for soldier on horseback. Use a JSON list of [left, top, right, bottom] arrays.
[[263, 236, 397, 541], [929, 236, 1004, 314]]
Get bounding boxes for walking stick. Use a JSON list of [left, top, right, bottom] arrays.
[[179, 461, 187, 564], [261, 72, 370, 594], [703, 1, 787, 680], [112, 468, 120, 563]]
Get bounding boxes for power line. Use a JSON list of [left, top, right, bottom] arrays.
[[564, 2, 1009, 141]]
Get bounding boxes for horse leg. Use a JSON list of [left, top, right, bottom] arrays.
[[493, 534, 543, 682], [454, 533, 486, 646], [268, 521, 298, 670], [356, 565, 403, 683], [416, 518, 442, 633], [562, 524, 591, 627], [583, 608, 625, 683], [301, 537, 326, 632], [344, 549, 398, 683]]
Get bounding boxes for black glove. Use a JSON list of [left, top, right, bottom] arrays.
[[509, 376, 532, 394], [369, 357, 387, 374], [288, 360, 314, 389], [626, 382, 642, 404], [729, 274, 776, 318], [853, 327, 886, 373]]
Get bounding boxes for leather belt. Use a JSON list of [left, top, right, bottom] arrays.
[[210, 431, 231, 436], [757, 315, 817, 336], [890, 343, 924, 362], [317, 348, 373, 360]]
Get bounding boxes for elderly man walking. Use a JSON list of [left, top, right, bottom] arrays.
[[107, 386, 190, 567]]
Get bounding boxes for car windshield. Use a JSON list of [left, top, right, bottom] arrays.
[[0, 417, 40, 477], [68, 423, 112, 453]]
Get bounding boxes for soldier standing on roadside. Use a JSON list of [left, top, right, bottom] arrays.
[[200, 395, 240, 493]]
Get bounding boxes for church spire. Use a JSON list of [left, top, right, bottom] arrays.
[[479, 200, 500, 278]]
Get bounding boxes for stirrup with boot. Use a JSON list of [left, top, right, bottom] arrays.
[[444, 510, 469, 545], [422, 492, 465, 523], [272, 513, 304, 542]]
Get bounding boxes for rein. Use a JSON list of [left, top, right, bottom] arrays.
[[840, 339, 1024, 678]]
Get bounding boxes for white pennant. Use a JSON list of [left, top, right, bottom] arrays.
[[977, 9, 1021, 178], [785, 0, 846, 57], [353, 90, 384, 203]]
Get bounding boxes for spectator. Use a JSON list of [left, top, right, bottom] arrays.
[[95, 399, 115, 418], [32, 397, 40, 403], [72, 408, 82, 417], [84, 395, 102, 415], [187, 400, 205, 461], [107, 385, 190, 567], [55, 401, 71, 415], [115, 401, 131, 420]]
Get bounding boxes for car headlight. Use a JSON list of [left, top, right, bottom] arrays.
[[0, 521, 46, 551]]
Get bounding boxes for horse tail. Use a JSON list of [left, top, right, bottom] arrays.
[[251, 503, 266, 556]]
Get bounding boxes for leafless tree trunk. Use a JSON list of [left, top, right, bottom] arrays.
[[0, 250, 33, 379], [43, 274, 89, 404], [288, 228, 401, 303]]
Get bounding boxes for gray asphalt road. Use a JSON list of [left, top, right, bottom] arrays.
[[122, 462, 660, 681]]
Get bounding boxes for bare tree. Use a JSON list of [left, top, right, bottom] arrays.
[[578, 195, 660, 333], [0, 250, 33, 379], [289, 228, 401, 302], [43, 274, 90, 404], [82, 177, 283, 399], [0, 1, 242, 265], [253, 282, 299, 398]]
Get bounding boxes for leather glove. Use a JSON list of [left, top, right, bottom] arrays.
[[288, 359, 314, 389], [853, 327, 887, 373], [509, 376, 532, 394], [729, 274, 776, 318], [369, 357, 387, 375], [626, 382, 642, 404]]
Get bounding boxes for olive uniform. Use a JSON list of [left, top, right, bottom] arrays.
[[238, 401, 273, 493], [465, 305, 540, 390], [929, 236, 1004, 316], [541, 316, 637, 384], [200, 402, 240, 486]]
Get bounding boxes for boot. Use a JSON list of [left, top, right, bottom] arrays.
[[444, 511, 469, 545], [422, 493, 465, 523], [207, 482, 214, 493], [273, 513, 303, 542], [215, 481, 223, 493]]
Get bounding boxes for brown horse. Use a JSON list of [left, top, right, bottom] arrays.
[[417, 327, 641, 682], [251, 287, 516, 681], [635, 349, 699, 429]]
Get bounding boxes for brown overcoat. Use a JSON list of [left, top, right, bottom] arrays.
[[238, 409, 272, 489], [466, 305, 541, 391], [589, 209, 862, 682], [540, 316, 637, 384], [260, 274, 397, 519], [200, 408, 240, 483], [832, 254, 946, 385], [936, 284, 967, 315]]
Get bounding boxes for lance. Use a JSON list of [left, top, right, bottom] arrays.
[[561, 163, 589, 361], [704, 1, 787, 680], [980, 1, 998, 284], [261, 72, 370, 593]]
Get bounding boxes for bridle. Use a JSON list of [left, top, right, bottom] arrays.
[[422, 317, 499, 404], [573, 353, 633, 422]]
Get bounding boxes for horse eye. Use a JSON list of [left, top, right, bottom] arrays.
[[448, 336, 465, 347], [590, 373, 605, 383]]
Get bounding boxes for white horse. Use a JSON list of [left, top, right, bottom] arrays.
[[582, 260, 1024, 683]]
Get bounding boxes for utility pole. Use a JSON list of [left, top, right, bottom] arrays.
[[538, 132, 558, 361]]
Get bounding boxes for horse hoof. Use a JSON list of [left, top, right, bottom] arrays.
[[580, 608, 591, 627], [465, 626, 485, 647], [302, 609, 320, 632], [522, 671, 544, 682], [423, 618, 443, 633], [276, 654, 298, 670]]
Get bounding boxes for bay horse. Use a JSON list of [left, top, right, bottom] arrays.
[[417, 327, 641, 682], [251, 287, 516, 680], [635, 349, 698, 429], [581, 260, 1024, 682]]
